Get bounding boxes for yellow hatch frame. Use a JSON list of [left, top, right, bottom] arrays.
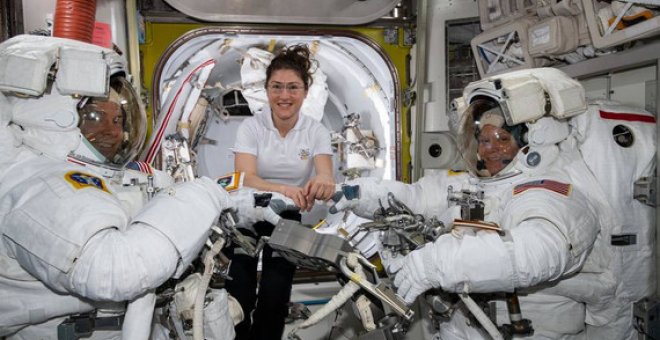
[[139, 22, 413, 183]]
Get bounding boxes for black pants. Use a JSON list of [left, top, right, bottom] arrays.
[[225, 211, 300, 340]]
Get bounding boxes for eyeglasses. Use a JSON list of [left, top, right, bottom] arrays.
[[79, 102, 124, 126], [267, 82, 305, 95]]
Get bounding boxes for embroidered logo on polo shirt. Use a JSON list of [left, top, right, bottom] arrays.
[[298, 148, 311, 160]]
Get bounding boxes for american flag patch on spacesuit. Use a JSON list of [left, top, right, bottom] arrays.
[[513, 179, 572, 197], [127, 161, 154, 175], [64, 171, 110, 193]]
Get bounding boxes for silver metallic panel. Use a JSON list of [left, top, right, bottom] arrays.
[[268, 219, 355, 271], [163, 0, 400, 25]]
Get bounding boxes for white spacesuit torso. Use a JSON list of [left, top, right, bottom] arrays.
[[344, 117, 622, 340], [439, 99, 656, 340], [0, 148, 130, 336], [0, 144, 217, 339], [435, 141, 610, 340]]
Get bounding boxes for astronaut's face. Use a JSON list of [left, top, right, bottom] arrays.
[[267, 69, 308, 126], [477, 125, 520, 176], [79, 99, 124, 160]]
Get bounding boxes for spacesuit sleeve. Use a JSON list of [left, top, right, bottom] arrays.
[[71, 177, 229, 301], [129, 177, 231, 277], [345, 172, 457, 219], [3, 174, 229, 301], [416, 184, 599, 293], [411, 219, 568, 293], [67, 224, 179, 300]]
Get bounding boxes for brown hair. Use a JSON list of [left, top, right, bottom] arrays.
[[266, 44, 315, 90]]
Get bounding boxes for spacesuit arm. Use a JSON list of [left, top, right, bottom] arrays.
[[332, 172, 457, 219], [70, 177, 229, 301], [3, 172, 228, 301], [394, 219, 573, 304], [394, 188, 599, 304], [129, 177, 230, 276], [67, 224, 179, 301]]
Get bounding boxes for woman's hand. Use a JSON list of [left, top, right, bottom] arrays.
[[303, 174, 336, 205], [281, 185, 310, 212]]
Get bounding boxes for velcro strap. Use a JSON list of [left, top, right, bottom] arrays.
[[611, 234, 637, 246]]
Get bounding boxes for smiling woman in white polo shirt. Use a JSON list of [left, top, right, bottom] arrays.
[[229, 44, 334, 340]]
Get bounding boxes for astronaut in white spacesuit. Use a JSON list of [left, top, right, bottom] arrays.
[[331, 68, 637, 339], [0, 35, 283, 340]]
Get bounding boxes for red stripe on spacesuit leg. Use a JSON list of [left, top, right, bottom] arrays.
[[599, 111, 656, 123]]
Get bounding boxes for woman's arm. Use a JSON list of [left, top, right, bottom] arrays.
[[235, 151, 310, 211], [303, 154, 335, 204]]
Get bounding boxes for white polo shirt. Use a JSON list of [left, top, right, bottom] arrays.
[[233, 109, 333, 187]]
